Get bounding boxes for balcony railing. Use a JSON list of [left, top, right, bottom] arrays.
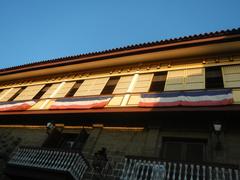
[[7, 146, 88, 180], [120, 156, 240, 180]]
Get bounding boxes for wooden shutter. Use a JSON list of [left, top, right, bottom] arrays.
[[132, 73, 154, 93], [74, 77, 109, 96], [233, 89, 240, 104], [0, 88, 21, 102], [113, 75, 133, 94], [165, 68, 204, 91], [0, 89, 11, 101], [40, 83, 61, 99], [164, 70, 185, 91], [222, 65, 240, 88], [54, 82, 75, 98], [14, 85, 45, 101], [107, 95, 124, 106], [185, 68, 205, 90]]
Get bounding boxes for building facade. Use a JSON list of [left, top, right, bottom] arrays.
[[0, 28, 240, 180]]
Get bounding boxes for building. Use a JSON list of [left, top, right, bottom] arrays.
[[0, 28, 240, 180]]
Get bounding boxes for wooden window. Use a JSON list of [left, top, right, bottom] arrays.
[[149, 72, 167, 92], [0, 89, 11, 101], [113, 75, 133, 94], [101, 76, 120, 95], [0, 88, 21, 102], [65, 80, 83, 97], [205, 66, 224, 89], [132, 73, 154, 93], [185, 68, 205, 90], [8, 87, 26, 101], [54, 81, 76, 98], [33, 84, 52, 99], [162, 137, 206, 161], [74, 77, 109, 96], [164, 68, 205, 91], [222, 65, 240, 88], [14, 84, 45, 101], [40, 83, 61, 99], [164, 70, 185, 91]]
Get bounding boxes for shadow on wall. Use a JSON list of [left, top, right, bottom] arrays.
[[0, 129, 21, 180]]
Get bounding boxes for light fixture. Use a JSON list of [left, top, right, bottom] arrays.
[[213, 122, 222, 151], [46, 122, 55, 135], [213, 123, 222, 132]]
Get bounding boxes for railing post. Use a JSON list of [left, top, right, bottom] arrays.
[[178, 163, 182, 180]]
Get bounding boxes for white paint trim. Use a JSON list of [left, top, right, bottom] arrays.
[[40, 82, 65, 109], [39, 99, 50, 109], [127, 74, 139, 93], [50, 82, 65, 98], [121, 74, 139, 106], [121, 94, 131, 106]]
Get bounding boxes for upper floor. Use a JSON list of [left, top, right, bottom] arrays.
[[0, 28, 240, 112]]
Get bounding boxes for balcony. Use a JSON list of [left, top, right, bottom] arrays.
[[5, 146, 88, 180], [120, 156, 240, 180]]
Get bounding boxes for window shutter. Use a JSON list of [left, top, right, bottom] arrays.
[[0, 88, 21, 102], [0, 89, 11, 101], [222, 65, 240, 88], [40, 83, 61, 99], [107, 95, 124, 106], [88, 77, 109, 95], [74, 77, 109, 96], [165, 68, 205, 91], [185, 68, 205, 90], [14, 85, 45, 101], [113, 75, 133, 94], [132, 73, 154, 93], [54, 82, 75, 98], [164, 70, 185, 91], [233, 89, 240, 104]]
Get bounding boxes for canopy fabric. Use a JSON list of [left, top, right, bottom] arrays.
[[139, 89, 233, 107], [50, 96, 112, 110], [0, 100, 36, 111]]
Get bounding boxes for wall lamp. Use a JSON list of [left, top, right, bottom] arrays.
[[213, 122, 223, 151]]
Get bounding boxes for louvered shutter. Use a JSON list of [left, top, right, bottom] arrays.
[[107, 95, 124, 106], [164, 70, 185, 91], [74, 77, 109, 96], [185, 68, 205, 90], [0, 88, 21, 102], [233, 89, 240, 104], [132, 73, 154, 93], [0, 89, 11, 101], [40, 83, 61, 99], [54, 82, 75, 98], [14, 85, 45, 101], [113, 75, 133, 94], [88, 77, 109, 95], [222, 65, 240, 88]]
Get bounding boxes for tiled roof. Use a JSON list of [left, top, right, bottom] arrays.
[[1, 27, 240, 74]]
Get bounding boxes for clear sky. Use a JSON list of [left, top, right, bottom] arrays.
[[0, 0, 240, 69]]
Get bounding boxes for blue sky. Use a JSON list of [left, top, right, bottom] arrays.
[[0, 0, 240, 69]]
